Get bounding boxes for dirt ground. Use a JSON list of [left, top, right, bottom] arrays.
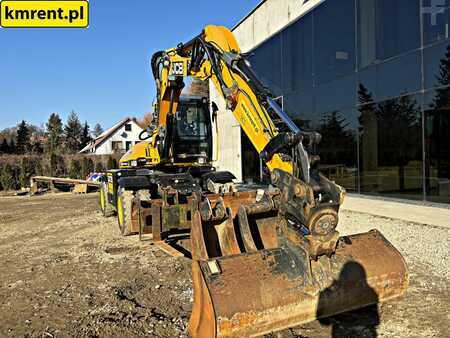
[[0, 193, 448, 338]]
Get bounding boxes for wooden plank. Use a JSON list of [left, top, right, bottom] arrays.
[[154, 241, 185, 258], [31, 176, 101, 187]]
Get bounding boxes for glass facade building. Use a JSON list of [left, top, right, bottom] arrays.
[[242, 0, 450, 204]]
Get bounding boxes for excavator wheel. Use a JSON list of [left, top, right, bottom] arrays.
[[99, 182, 115, 217], [117, 187, 135, 236]]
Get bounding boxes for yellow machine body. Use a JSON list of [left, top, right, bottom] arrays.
[[119, 140, 160, 169]]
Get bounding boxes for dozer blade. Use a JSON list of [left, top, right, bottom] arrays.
[[188, 207, 408, 338]]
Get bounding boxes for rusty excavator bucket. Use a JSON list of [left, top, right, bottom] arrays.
[[188, 193, 408, 338]]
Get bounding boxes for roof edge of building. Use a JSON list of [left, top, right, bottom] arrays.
[[232, 0, 326, 53], [231, 0, 267, 32]]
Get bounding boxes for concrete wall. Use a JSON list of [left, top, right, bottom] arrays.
[[210, 0, 325, 181], [233, 0, 325, 52], [210, 82, 243, 181], [95, 120, 143, 155]]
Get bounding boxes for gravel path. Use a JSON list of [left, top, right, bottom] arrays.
[[282, 210, 450, 338], [338, 211, 450, 279], [1, 194, 449, 338]]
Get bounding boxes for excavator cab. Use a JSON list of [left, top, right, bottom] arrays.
[[171, 96, 213, 164], [119, 96, 213, 170]]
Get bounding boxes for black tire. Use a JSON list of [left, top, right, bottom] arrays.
[[99, 182, 115, 217], [117, 187, 135, 236]]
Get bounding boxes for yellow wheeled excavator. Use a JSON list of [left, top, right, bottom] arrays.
[[148, 26, 408, 337], [101, 25, 408, 337]]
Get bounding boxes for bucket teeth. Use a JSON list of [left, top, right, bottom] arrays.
[[237, 206, 257, 252]]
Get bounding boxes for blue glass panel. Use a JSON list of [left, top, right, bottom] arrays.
[[313, 0, 356, 84], [282, 12, 313, 93]]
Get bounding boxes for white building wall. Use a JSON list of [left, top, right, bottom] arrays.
[[95, 141, 111, 155], [210, 82, 243, 181], [233, 0, 325, 52], [94, 120, 143, 155], [211, 0, 325, 180]]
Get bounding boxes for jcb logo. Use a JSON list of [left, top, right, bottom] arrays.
[[171, 62, 184, 76]]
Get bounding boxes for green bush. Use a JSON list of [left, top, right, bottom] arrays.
[[81, 157, 94, 179], [95, 161, 105, 173], [49, 153, 58, 177], [69, 159, 81, 179], [107, 156, 118, 169], [0, 155, 108, 190], [35, 159, 43, 176], [19, 157, 32, 188], [56, 155, 66, 177], [1, 163, 15, 191], [0, 163, 3, 191], [13, 164, 21, 190]]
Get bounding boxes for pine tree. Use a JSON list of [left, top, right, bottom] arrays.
[[358, 84, 375, 105], [319, 111, 355, 166], [377, 96, 421, 164], [8, 139, 16, 154], [358, 84, 379, 172], [93, 123, 104, 138], [320, 111, 350, 138], [433, 44, 450, 109], [64, 111, 83, 153], [80, 122, 93, 149], [0, 139, 8, 153], [358, 84, 377, 126], [377, 95, 421, 191], [16, 120, 30, 154], [45, 113, 63, 153]]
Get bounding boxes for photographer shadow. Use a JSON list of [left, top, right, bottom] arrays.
[[317, 261, 380, 338]]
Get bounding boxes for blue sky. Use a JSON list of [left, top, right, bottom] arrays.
[[0, 0, 260, 130]]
